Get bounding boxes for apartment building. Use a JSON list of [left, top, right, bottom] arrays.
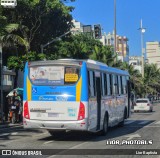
[[146, 41, 160, 68], [100, 31, 129, 62], [129, 56, 142, 73], [71, 19, 83, 34]]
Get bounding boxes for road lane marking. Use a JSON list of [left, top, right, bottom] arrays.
[[155, 121, 160, 124], [43, 141, 54, 145], [0, 132, 18, 137], [47, 141, 89, 158], [124, 120, 135, 125], [124, 134, 141, 140], [144, 126, 160, 128], [11, 132, 18, 135], [0, 133, 9, 137]]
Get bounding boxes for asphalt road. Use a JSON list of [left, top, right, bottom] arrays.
[[0, 103, 160, 158]]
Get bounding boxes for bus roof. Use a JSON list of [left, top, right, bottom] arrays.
[[28, 59, 129, 76]]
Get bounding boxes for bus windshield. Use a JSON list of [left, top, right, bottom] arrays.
[[29, 65, 80, 85]]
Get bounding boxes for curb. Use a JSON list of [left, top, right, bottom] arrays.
[[0, 123, 23, 128]]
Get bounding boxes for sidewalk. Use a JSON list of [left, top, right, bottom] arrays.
[[0, 121, 23, 128]]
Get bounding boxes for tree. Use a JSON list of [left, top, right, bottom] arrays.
[[46, 33, 103, 60], [89, 45, 115, 66], [2, 0, 74, 53], [144, 63, 160, 95], [118, 62, 143, 97]]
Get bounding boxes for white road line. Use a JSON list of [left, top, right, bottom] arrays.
[[43, 141, 54, 145], [138, 120, 150, 125], [0, 133, 9, 137], [47, 141, 89, 158], [124, 120, 135, 125], [144, 126, 160, 128], [155, 121, 160, 124], [0, 132, 18, 137], [11, 132, 18, 135]]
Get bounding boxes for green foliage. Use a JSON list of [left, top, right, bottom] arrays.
[[7, 51, 46, 71]]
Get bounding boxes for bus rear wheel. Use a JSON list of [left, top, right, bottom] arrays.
[[118, 108, 127, 127], [100, 114, 108, 136]]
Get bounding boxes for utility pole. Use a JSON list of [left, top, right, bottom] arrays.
[[138, 19, 145, 78], [41, 31, 72, 54], [114, 0, 117, 63], [0, 43, 3, 122]]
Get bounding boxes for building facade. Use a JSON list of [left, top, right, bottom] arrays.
[[71, 19, 83, 34], [129, 56, 142, 73], [100, 31, 129, 62], [146, 41, 160, 68]]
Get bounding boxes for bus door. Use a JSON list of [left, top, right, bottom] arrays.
[[95, 72, 101, 130]]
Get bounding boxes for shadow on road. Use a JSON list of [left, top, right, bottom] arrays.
[[38, 119, 155, 142]]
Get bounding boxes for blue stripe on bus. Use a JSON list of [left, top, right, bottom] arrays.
[[31, 86, 76, 101]]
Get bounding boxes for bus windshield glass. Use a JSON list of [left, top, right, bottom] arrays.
[[29, 66, 80, 85]]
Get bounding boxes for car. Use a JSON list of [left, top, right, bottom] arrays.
[[134, 98, 153, 112]]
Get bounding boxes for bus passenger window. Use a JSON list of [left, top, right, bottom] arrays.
[[104, 74, 107, 95], [122, 76, 127, 94], [118, 76, 121, 95], [107, 74, 113, 95], [88, 71, 90, 96], [101, 73, 105, 96], [116, 75, 119, 95], [112, 75, 116, 95], [120, 76, 123, 94], [89, 71, 95, 97]]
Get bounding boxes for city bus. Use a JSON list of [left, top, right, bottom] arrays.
[[23, 59, 131, 136]]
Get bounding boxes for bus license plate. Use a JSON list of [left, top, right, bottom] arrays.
[[48, 113, 59, 117]]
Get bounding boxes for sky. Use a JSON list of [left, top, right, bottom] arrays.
[[68, 0, 160, 56]]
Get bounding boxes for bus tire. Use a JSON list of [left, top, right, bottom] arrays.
[[100, 113, 108, 136], [118, 108, 127, 127]]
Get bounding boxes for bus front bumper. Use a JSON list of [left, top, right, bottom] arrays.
[[23, 118, 88, 131]]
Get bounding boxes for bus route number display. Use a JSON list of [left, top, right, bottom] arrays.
[[65, 67, 78, 82]]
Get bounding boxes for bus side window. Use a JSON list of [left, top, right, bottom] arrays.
[[115, 75, 119, 95], [122, 76, 127, 94], [88, 71, 96, 97], [109, 74, 113, 95], [88, 71, 90, 97], [116, 75, 120, 94], [107, 74, 110, 95], [101, 73, 105, 96], [93, 71, 96, 96], [120, 76, 124, 94], [112, 74, 116, 95], [118, 76, 121, 95], [104, 73, 107, 95]]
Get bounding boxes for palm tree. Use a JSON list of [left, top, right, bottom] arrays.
[[119, 62, 144, 97], [89, 45, 115, 66], [0, 17, 29, 88], [144, 63, 160, 96], [0, 23, 29, 52]]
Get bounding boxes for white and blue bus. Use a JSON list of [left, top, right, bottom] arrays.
[[23, 59, 131, 136]]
